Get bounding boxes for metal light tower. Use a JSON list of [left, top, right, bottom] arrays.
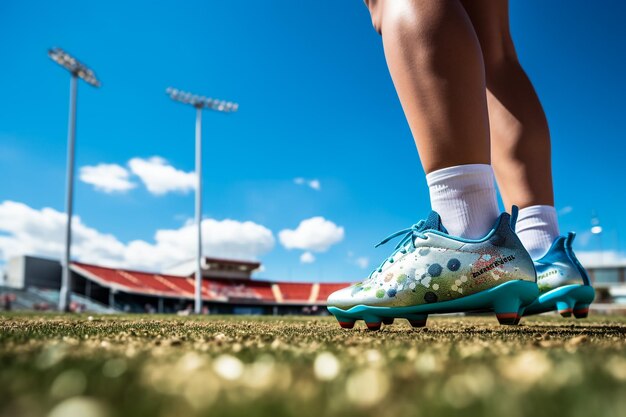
[[166, 87, 238, 314], [48, 47, 101, 312]]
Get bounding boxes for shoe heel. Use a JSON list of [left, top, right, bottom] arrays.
[[573, 303, 590, 319]]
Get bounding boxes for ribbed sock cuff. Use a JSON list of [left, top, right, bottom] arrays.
[[426, 164, 500, 239], [516, 205, 560, 259]]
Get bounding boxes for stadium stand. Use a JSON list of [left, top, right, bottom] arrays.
[[0, 287, 116, 313], [2, 255, 354, 315], [277, 283, 314, 303], [315, 283, 349, 303]]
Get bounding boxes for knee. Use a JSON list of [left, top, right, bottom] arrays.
[[365, 0, 410, 35], [365, 0, 445, 39]]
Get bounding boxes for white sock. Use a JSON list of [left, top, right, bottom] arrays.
[[426, 164, 500, 239], [515, 205, 559, 259]]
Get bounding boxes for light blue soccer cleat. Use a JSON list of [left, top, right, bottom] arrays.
[[522, 233, 595, 318], [327, 207, 539, 330]]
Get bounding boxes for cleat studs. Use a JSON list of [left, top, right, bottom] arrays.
[[363, 315, 382, 331], [493, 295, 522, 325], [496, 312, 520, 325], [559, 309, 573, 318], [406, 314, 428, 328], [382, 318, 394, 325], [573, 309, 589, 319], [556, 301, 574, 318], [513, 307, 524, 324], [335, 315, 356, 329], [366, 322, 382, 331], [573, 304, 590, 319], [409, 319, 427, 328]]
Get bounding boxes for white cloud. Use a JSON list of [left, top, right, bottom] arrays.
[[308, 179, 321, 191], [0, 201, 126, 266], [137, 218, 275, 270], [279, 217, 344, 252], [79, 163, 136, 193], [128, 157, 195, 196], [0, 200, 274, 272], [355, 257, 369, 269], [293, 177, 321, 191], [300, 251, 316, 264], [558, 206, 573, 216]]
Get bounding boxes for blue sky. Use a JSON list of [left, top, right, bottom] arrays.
[[0, 0, 624, 282]]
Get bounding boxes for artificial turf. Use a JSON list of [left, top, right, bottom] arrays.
[[1, 313, 625, 417]]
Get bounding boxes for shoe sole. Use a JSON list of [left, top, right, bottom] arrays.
[[521, 284, 595, 318], [328, 280, 538, 330]]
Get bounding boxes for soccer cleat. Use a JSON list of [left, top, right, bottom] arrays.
[[328, 207, 538, 330], [521, 233, 595, 318]]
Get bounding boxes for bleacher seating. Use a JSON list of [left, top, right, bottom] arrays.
[[315, 283, 349, 303], [277, 283, 313, 302], [68, 262, 351, 306], [1, 287, 116, 313]]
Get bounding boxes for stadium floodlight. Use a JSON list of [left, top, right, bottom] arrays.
[[48, 48, 101, 87], [48, 47, 101, 312], [166, 87, 239, 112], [166, 87, 238, 314]]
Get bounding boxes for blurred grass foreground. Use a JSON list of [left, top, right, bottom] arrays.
[[1, 314, 626, 417]]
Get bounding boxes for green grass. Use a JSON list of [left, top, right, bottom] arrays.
[[1, 313, 626, 417]]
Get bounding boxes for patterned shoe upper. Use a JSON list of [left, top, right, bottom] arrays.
[[328, 208, 536, 310], [534, 232, 590, 294]]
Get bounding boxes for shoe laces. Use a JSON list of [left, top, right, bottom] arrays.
[[369, 220, 428, 278]]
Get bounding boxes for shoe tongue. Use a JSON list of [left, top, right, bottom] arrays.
[[420, 210, 448, 234]]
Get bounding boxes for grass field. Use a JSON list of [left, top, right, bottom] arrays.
[[1, 313, 626, 417]]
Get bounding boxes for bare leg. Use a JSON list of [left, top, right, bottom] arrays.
[[365, 0, 490, 174], [461, 0, 554, 209]]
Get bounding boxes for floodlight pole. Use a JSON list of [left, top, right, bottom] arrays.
[[165, 87, 238, 315], [194, 106, 203, 314], [49, 48, 100, 313], [59, 74, 78, 312]]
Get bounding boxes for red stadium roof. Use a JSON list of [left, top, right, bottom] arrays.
[[71, 262, 353, 305]]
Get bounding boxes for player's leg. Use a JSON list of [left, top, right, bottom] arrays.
[[461, 0, 594, 317], [460, 0, 558, 258], [364, 0, 498, 239], [326, 1, 538, 330]]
